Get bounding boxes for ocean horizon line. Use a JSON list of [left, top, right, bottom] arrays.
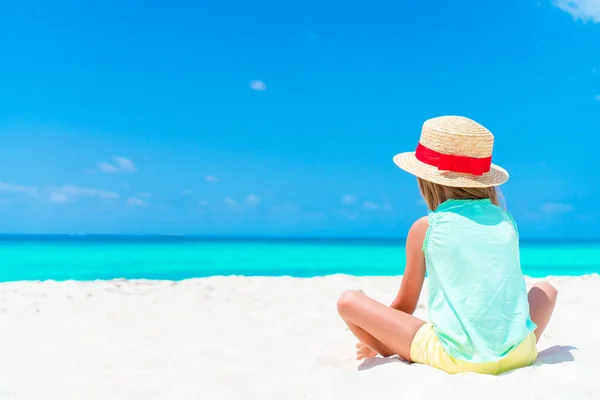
[[0, 233, 598, 245]]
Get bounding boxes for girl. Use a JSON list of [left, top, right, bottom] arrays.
[[337, 116, 557, 375]]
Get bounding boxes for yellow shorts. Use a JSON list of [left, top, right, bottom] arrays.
[[409, 324, 538, 375]]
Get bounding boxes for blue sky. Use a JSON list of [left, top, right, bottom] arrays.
[[0, 0, 599, 238]]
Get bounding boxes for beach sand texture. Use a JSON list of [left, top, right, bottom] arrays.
[[0, 275, 597, 399]]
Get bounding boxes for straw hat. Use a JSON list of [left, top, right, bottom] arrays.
[[393, 116, 508, 188]]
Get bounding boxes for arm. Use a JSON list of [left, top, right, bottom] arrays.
[[389, 216, 428, 314]]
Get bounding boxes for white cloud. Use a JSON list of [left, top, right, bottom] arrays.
[[113, 156, 136, 172], [181, 189, 192, 195], [138, 192, 152, 198], [198, 200, 209, 206], [49, 193, 69, 203], [97, 156, 136, 174], [541, 202, 574, 215], [224, 197, 237, 206], [245, 194, 261, 208], [50, 184, 120, 202], [205, 175, 220, 183], [98, 162, 120, 173], [554, 0, 600, 22], [63, 185, 119, 199], [363, 201, 380, 210], [0, 182, 39, 197], [380, 196, 393, 211], [250, 80, 267, 91], [342, 194, 355, 205], [127, 197, 147, 207]]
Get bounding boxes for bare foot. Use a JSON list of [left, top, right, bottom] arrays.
[[356, 342, 378, 360]]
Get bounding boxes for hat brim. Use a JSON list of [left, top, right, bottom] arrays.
[[393, 152, 509, 188]]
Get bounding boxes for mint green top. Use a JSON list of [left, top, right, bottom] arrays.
[[424, 199, 536, 363]]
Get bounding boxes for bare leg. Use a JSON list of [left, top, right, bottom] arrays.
[[337, 290, 425, 361], [528, 281, 558, 342], [345, 321, 395, 357]]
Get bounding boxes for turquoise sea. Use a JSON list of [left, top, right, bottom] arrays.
[[0, 235, 598, 281]]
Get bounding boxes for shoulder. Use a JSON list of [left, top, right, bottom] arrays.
[[409, 216, 429, 236], [407, 216, 429, 248]]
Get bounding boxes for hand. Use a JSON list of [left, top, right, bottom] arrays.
[[356, 342, 377, 360]]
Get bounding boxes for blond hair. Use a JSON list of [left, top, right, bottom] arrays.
[[417, 177, 502, 211]]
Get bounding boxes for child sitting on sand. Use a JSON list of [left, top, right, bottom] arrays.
[[337, 116, 557, 375]]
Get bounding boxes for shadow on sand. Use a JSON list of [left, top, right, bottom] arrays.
[[358, 355, 407, 371], [536, 345, 577, 365], [358, 345, 577, 372]]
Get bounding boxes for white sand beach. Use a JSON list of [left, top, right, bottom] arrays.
[[0, 275, 597, 399]]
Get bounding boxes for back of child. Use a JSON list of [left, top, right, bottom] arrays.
[[422, 193, 536, 365], [337, 116, 557, 375]]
